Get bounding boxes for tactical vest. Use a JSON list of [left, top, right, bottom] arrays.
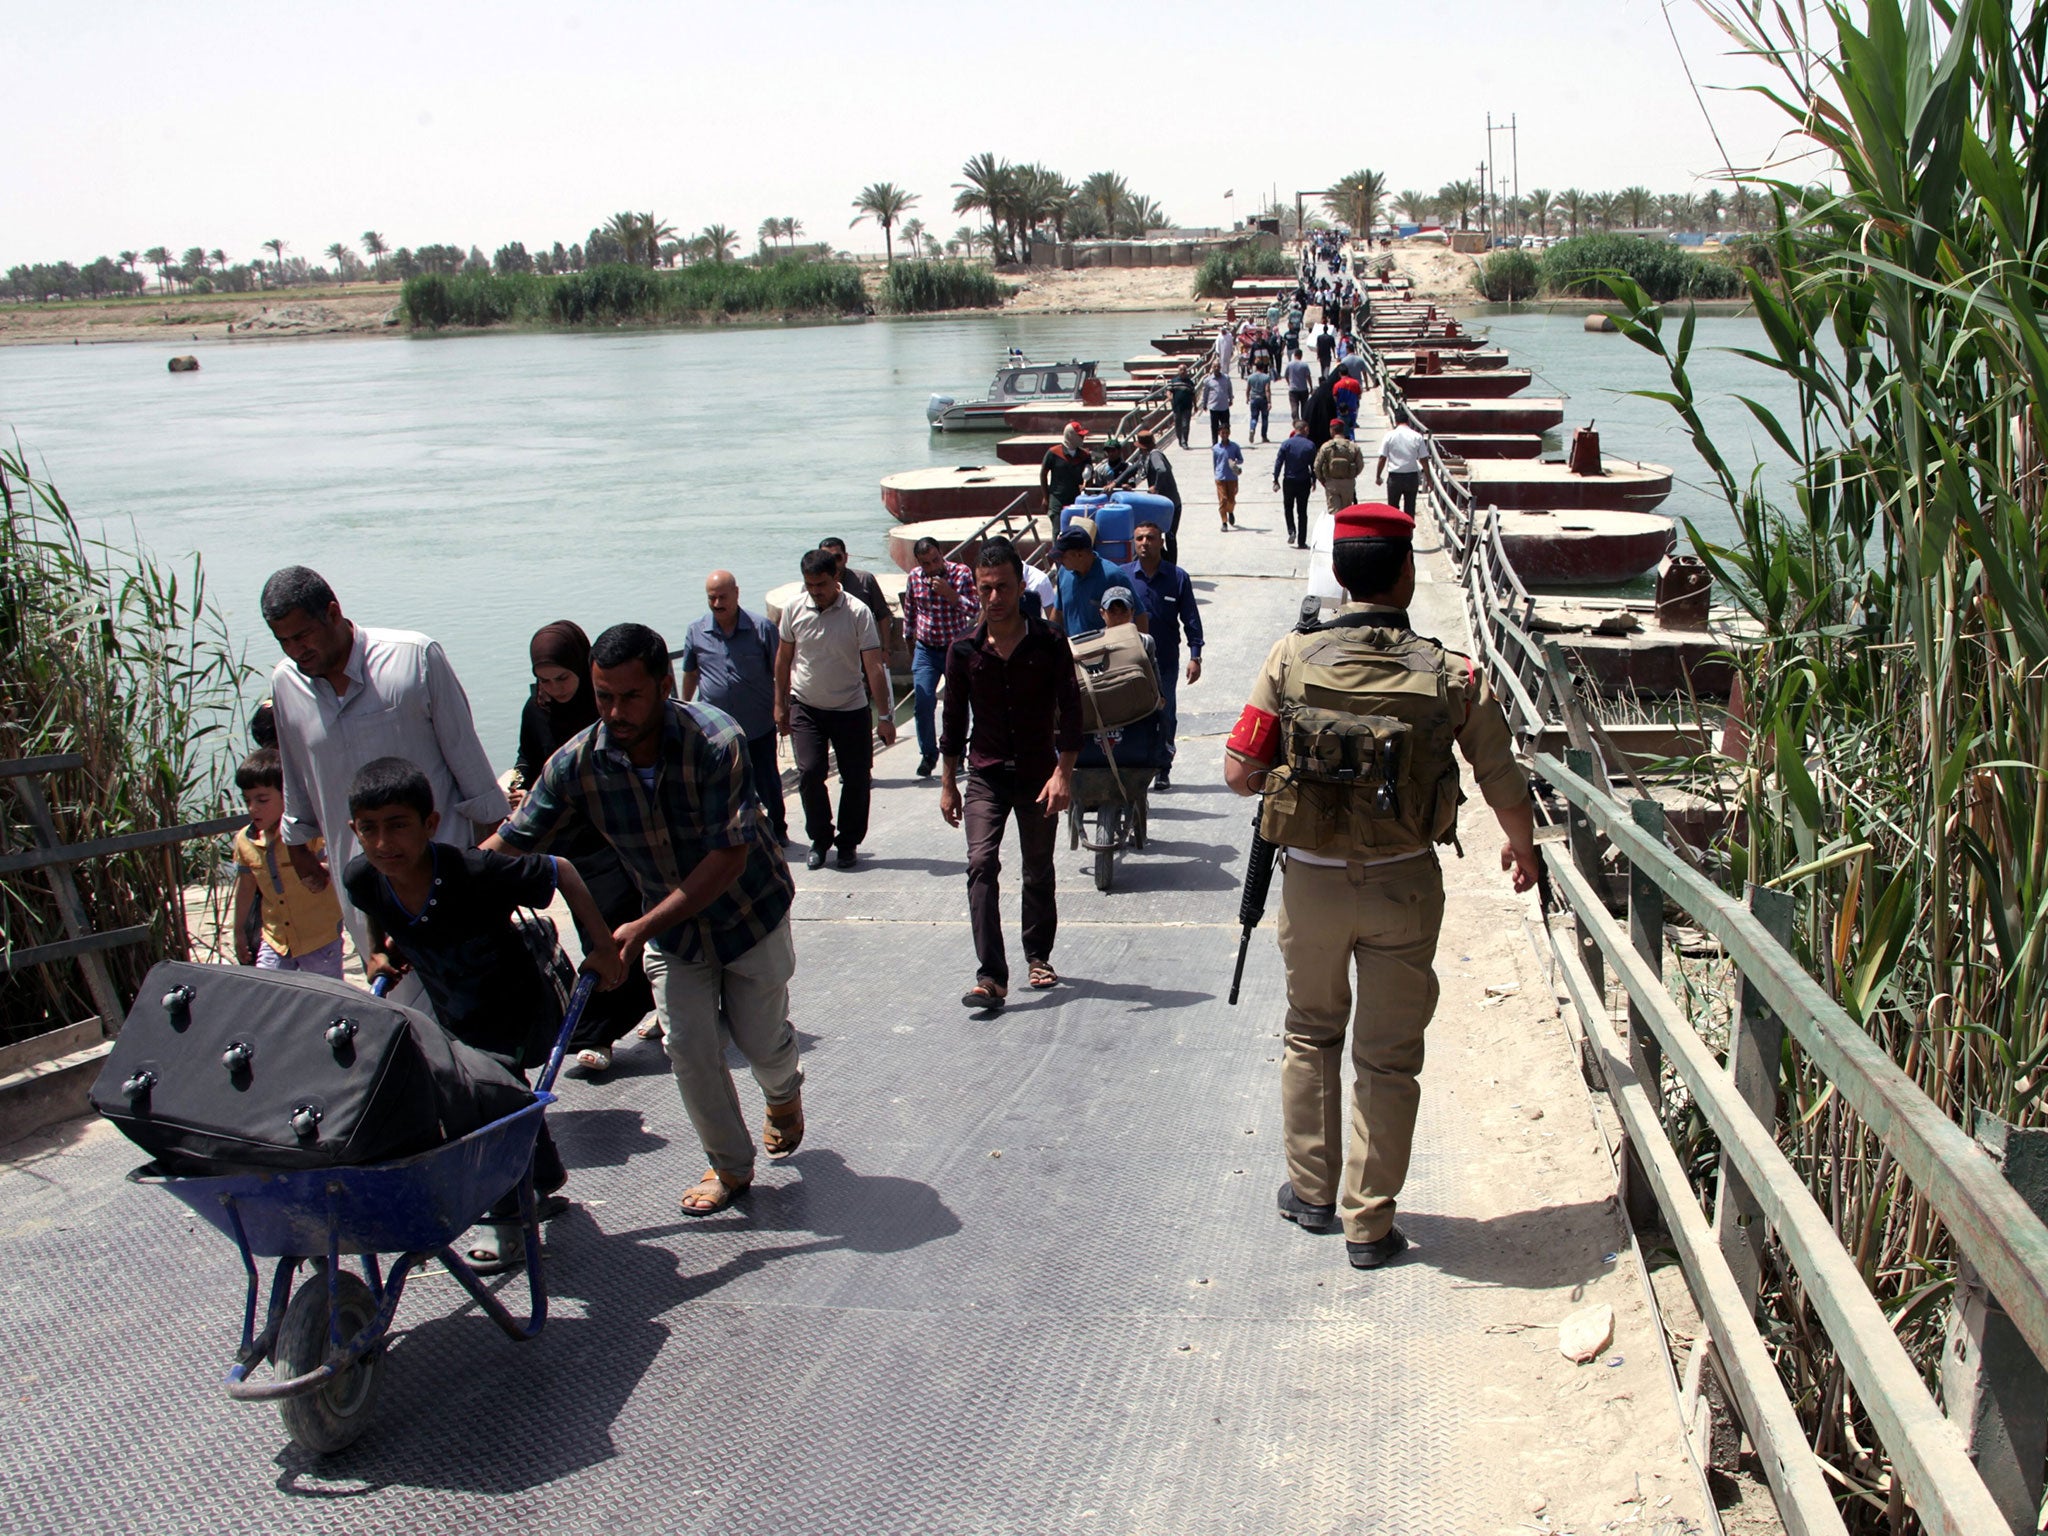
[[1258, 618, 1469, 860]]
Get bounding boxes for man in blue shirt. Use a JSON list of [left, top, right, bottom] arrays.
[[1051, 526, 1132, 636], [1212, 429, 1245, 531], [1271, 423, 1320, 549], [1125, 519, 1203, 790], [680, 570, 786, 843]]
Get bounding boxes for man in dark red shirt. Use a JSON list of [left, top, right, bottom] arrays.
[[939, 537, 1082, 1010]]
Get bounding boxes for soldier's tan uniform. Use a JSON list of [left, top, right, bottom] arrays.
[[1229, 603, 1525, 1243], [1312, 436, 1365, 513]]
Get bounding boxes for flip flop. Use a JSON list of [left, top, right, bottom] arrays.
[[1027, 961, 1059, 990], [961, 983, 1006, 1011], [570, 1048, 611, 1074], [678, 1169, 751, 1217], [634, 1017, 664, 1042]]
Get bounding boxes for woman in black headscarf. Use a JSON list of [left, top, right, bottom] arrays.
[[509, 620, 658, 1073]]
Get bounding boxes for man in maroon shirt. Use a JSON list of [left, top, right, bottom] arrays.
[[939, 538, 1082, 1010]]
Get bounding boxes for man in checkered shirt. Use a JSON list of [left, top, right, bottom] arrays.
[[903, 536, 980, 778]]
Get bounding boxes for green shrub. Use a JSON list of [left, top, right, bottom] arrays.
[[878, 260, 1007, 313], [1192, 243, 1294, 299], [1474, 249, 1540, 302], [401, 259, 867, 329], [1539, 234, 1744, 301]]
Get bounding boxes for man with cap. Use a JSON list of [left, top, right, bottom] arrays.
[[1313, 418, 1366, 516], [1133, 427, 1183, 565], [1041, 423, 1092, 521], [1223, 503, 1538, 1270], [1049, 524, 1136, 638], [1083, 436, 1135, 492]]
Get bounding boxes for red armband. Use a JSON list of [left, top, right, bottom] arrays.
[[1226, 704, 1281, 763]]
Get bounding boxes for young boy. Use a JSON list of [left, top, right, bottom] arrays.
[[342, 756, 624, 1256], [232, 749, 345, 979]]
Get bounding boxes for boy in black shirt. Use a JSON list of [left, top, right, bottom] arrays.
[[343, 757, 624, 1266]]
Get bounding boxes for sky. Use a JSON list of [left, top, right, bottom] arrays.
[[1, 0, 1806, 271]]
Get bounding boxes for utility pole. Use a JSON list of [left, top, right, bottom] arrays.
[[1510, 113, 1520, 241]]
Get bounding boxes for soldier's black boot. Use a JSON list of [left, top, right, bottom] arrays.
[[1345, 1227, 1410, 1270], [1277, 1182, 1336, 1233]]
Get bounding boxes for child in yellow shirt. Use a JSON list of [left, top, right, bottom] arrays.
[[231, 749, 345, 977]]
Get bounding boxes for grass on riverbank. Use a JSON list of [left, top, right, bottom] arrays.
[[401, 261, 867, 329], [1192, 244, 1293, 298], [1537, 234, 1745, 301], [876, 260, 1010, 313]]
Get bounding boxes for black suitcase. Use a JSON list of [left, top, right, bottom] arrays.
[[91, 962, 534, 1176]]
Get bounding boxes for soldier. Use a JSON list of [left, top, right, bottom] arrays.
[[1223, 504, 1539, 1269], [1313, 418, 1366, 514]]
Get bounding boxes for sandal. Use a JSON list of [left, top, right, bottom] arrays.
[[961, 983, 1006, 1011], [763, 1093, 805, 1158], [571, 1048, 611, 1074], [466, 1223, 527, 1275], [634, 1017, 664, 1042], [678, 1169, 751, 1217], [1027, 961, 1059, 990]]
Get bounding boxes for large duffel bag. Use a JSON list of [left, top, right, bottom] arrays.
[[90, 962, 534, 1176], [1070, 624, 1160, 732]]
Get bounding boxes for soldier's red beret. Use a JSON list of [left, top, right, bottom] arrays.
[[1333, 503, 1416, 540]]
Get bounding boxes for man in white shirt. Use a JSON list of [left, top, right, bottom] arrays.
[[261, 565, 510, 960], [775, 547, 897, 870], [1376, 419, 1432, 518]]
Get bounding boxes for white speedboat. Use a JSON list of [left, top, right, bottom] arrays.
[[927, 353, 1103, 431]]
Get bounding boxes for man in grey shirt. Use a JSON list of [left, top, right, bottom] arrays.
[[681, 569, 786, 844], [775, 548, 897, 869], [261, 565, 509, 961]]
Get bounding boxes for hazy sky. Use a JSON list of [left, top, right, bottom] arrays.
[[3, 0, 1802, 270]]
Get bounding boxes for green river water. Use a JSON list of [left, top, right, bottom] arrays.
[[0, 306, 1788, 755]]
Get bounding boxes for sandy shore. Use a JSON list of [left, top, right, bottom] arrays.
[[997, 264, 1206, 314], [0, 287, 404, 346]]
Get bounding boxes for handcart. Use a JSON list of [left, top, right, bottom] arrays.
[[128, 972, 597, 1454], [1068, 713, 1166, 892]]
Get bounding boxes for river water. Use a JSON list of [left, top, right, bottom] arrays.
[[0, 305, 1790, 755]]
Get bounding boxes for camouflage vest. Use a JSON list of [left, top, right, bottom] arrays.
[[1258, 617, 1468, 860]]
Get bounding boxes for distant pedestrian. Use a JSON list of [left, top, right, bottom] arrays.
[[490, 623, 804, 1220], [1246, 362, 1274, 444], [1315, 326, 1337, 380], [1168, 371, 1196, 448], [260, 565, 509, 980], [776, 548, 897, 870], [1377, 418, 1431, 518], [1042, 422, 1092, 520], [680, 574, 786, 844], [1314, 418, 1366, 512], [1213, 428, 1244, 531], [902, 536, 979, 778], [1284, 348, 1313, 425], [1126, 519, 1202, 790], [1333, 370, 1362, 433], [1203, 370, 1233, 445], [939, 538, 1082, 1011], [817, 537, 896, 653], [1133, 427, 1183, 564], [514, 618, 659, 1072], [1272, 423, 1319, 547]]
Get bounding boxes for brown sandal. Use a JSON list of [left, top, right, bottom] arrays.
[[763, 1093, 805, 1157], [678, 1168, 751, 1216], [1028, 961, 1059, 989]]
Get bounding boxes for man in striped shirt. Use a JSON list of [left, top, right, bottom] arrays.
[[903, 537, 979, 778]]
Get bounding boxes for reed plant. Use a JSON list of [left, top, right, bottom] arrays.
[[1473, 248, 1540, 303], [0, 446, 250, 1046], [876, 259, 1007, 313], [1607, 1, 2047, 1524], [1540, 232, 1744, 302], [401, 259, 868, 329], [1192, 244, 1293, 299]]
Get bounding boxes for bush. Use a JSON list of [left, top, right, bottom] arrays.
[[1192, 243, 1294, 299], [400, 259, 868, 329], [1538, 234, 1744, 301], [877, 260, 1008, 313], [1474, 249, 1540, 302]]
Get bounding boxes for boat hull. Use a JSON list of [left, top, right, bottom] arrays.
[[1461, 459, 1674, 512], [1410, 398, 1567, 434], [1394, 369, 1532, 398], [880, 466, 1045, 523], [1433, 434, 1545, 460], [1491, 509, 1676, 586], [1003, 404, 1139, 436], [886, 515, 1053, 572]]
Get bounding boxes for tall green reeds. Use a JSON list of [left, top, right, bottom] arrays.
[[0, 446, 249, 1045], [1610, 1, 2048, 1524], [1540, 233, 1744, 301], [877, 259, 1007, 313], [401, 259, 867, 329], [1192, 243, 1292, 299]]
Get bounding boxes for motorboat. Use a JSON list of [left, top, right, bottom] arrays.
[[927, 353, 1104, 432]]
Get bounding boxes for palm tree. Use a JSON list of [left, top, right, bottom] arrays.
[[952, 225, 983, 259], [604, 212, 644, 265], [641, 213, 678, 264], [119, 250, 140, 278], [1618, 185, 1656, 228], [850, 181, 918, 264], [898, 218, 928, 263], [324, 242, 351, 282], [143, 246, 172, 292], [1324, 169, 1389, 235], [783, 216, 805, 250], [1079, 171, 1131, 241], [1588, 191, 1620, 231], [758, 217, 782, 256], [207, 248, 227, 272], [361, 231, 388, 262], [262, 239, 287, 282], [1557, 189, 1587, 237], [1437, 181, 1480, 231], [1523, 189, 1554, 239], [953, 153, 1016, 261], [1392, 190, 1430, 225], [700, 224, 739, 263]]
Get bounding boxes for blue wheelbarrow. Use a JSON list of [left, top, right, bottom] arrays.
[[128, 973, 597, 1454]]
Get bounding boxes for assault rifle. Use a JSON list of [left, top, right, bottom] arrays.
[[1228, 800, 1280, 1006]]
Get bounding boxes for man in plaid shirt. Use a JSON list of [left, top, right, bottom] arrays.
[[489, 621, 804, 1218], [903, 536, 980, 778]]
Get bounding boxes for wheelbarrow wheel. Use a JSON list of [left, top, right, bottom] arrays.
[[277, 1267, 384, 1455], [1094, 845, 1114, 892]]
